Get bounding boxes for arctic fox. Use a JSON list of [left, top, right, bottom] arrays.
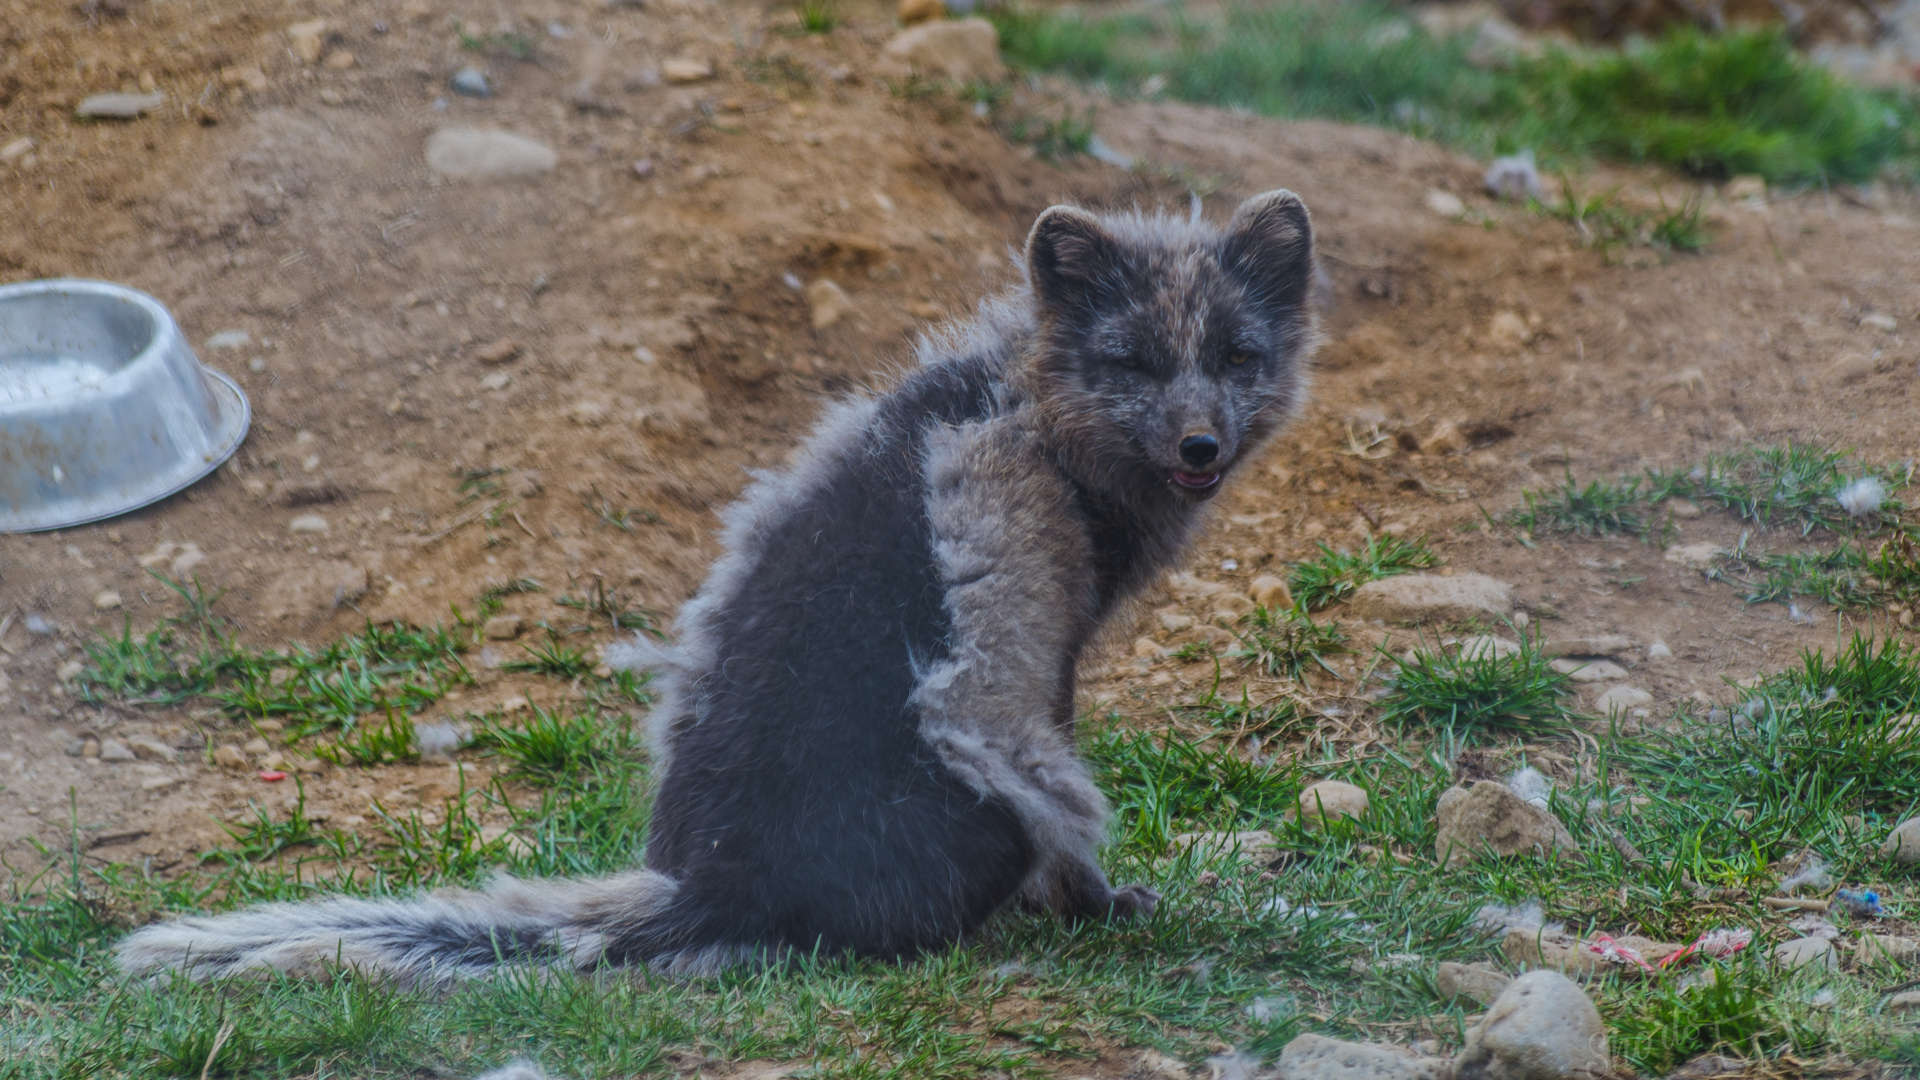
[[117, 189, 1319, 983]]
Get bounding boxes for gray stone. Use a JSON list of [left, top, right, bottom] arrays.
[[1883, 816, 1920, 864], [1888, 990, 1920, 1012], [876, 18, 1006, 83], [1425, 189, 1466, 218], [1593, 686, 1653, 715], [125, 735, 179, 763], [1437, 961, 1512, 1006], [212, 744, 249, 770], [483, 614, 525, 640], [1457, 970, 1609, 1080], [76, 91, 165, 119], [425, 128, 557, 181], [450, 66, 493, 97], [1542, 634, 1633, 658], [1277, 1033, 1449, 1080], [1549, 658, 1627, 683], [1347, 573, 1511, 623], [1773, 936, 1836, 971], [1435, 781, 1579, 869], [289, 513, 330, 534], [98, 738, 136, 762]]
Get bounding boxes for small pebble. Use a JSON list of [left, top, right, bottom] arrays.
[[213, 744, 249, 770], [98, 738, 136, 762], [94, 590, 122, 611], [450, 66, 492, 97], [289, 514, 329, 534]]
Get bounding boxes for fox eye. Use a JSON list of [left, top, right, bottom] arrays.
[[1227, 350, 1255, 367]]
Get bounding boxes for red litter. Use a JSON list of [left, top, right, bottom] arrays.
[[258, 770, 288, 782]]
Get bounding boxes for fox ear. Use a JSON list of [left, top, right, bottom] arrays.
[[1222, 189, 1313, 314], [1025, 205, 1124, 313]]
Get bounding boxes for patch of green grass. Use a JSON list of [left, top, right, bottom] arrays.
[[1006, 107, 1096, 160], [1379, 632, 1575, 739], [1648, 443, 1908, 535], [502, 635, 595, 680], [455, 22, 536, 61], [1510, 471, 1648, 537], [993, 4, 1920, 184], [1288, 534, 1439, 611], [476, 706, 629, 783], [317, 710, 421, 767], [793, 0, 837, 33], [1230, 606, 1347, 683], [1607, 953, 1810, 1073], [1533, 179, 1712, 255]]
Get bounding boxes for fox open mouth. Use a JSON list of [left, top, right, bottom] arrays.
[[1170, 469, 1222, 492]]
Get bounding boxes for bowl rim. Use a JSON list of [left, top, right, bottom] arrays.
[[0, 278, 252, 533]]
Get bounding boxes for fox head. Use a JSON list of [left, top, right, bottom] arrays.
[[1020, 190, 1317, 506]]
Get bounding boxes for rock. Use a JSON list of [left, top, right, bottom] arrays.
[[1541, 635, 1632, 659], [76, 91, 165, 119], [287, 19, 329, 63], [805, 279, 853, 330], [1437, 961, 1512, 1006], [478, 371, 511, 392], [877, 18, 1005, 83], [1594, 686, 1653, 715], [1664, 542, 1723, 570], [1487, 311, 1531, 350], [205, 329, 251, 350], [1882, 816, 1920, 864], [1548, 658, 1627, 683], [1421, 419, 1468, 455], [1348, 573, 1511, 623], [425, 128, 557, 181], [1298, 780, 1368, 830], [1861, 312, 1898, 333], [475, 338, 522, 365], [449, 66, 493, 97], [1168, 830, 1277, 863], [1860, 933, 1920, 962], [98, 738, 136, 763], [1457, 971, 1608, 1080], [1646, 640, 1673, 661], [1774, 936, 1836, 971], [1132, 637, 1163, 660], [289, 513, 330, 534], [661, 57, 715, 83], [1249, 575, 1294, 611], [322, 50, 357, 70], [125, 735, 179, 763], [1889, 991, 1920, 1013], [484, 614, 525, 640], [94, 590, 122, 611], [57, 659, 85, 681], [1456, 635, 1521, 661], [898, 0, 945, 24], [1277, 1034, 1449, 1080], [0, 136, 34, 162], [1158, 611, 1195, 634], [212, 744, 249, 770], [1434, 781, 1578, 868], [1424, 189, 1466, 218], [220, 66, 270, 92]]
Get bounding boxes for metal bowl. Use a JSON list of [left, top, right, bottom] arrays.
[[0, 279, 250, 533]]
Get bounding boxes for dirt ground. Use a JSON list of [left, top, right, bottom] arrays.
[[1, 0, 1917, 902]]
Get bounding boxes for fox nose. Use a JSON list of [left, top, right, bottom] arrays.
[[1178, 433, 1220, 468]]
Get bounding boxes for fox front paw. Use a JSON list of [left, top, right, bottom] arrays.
[[1107, 883, 1161, 921]]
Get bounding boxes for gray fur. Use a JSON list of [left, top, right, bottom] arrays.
[[115, 191, 1317, 983]]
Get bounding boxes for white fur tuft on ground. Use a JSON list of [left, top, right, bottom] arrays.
[[472, 1060, 563, 1080], [1835, 475, 1886, 517]]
